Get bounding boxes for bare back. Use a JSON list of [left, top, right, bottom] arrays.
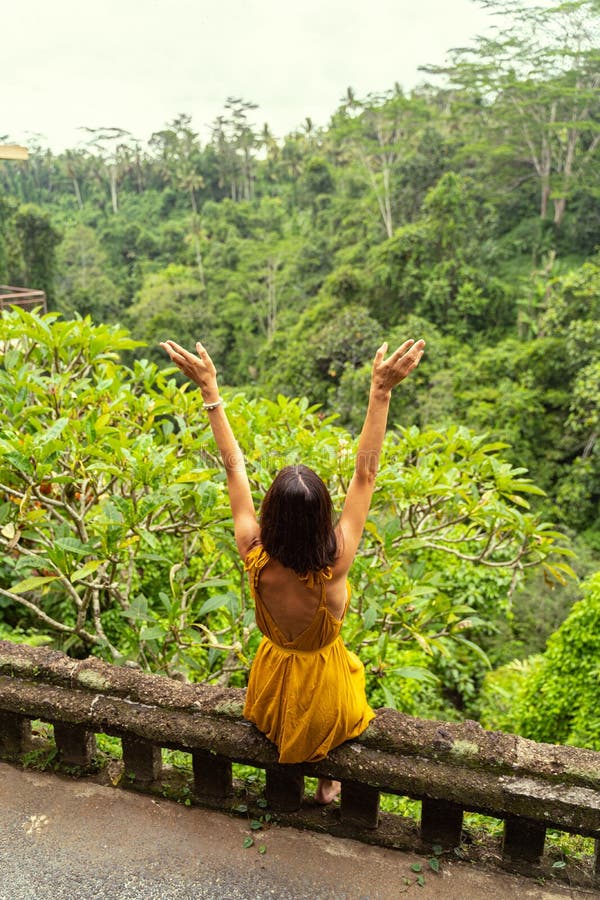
[[254, 556, 348, 643]]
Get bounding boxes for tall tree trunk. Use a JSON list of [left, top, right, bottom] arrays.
[[109, 166, 118, 214], [539, 131, 552, 220], [191, 216, 205, 288], [540, 178, 550, 219], [553, 127, 578, 227], [266, 258, 278, 338], [359, 148, 394, 238], [72, 178, 83, 211], [381, 165, 393, 238], [553, 197, 567, 227]]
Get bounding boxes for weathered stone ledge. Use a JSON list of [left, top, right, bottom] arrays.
[[0, 639, 598, 887], [0, 640, 598, 789]]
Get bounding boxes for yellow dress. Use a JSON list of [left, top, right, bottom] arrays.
[[243, 544, 375, 764]]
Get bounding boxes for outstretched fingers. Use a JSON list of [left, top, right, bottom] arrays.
[[373, 342, 389, 366], [160, 341, 209, 372], [195, 342, 215, 367], [388, 338, 418, 363], [404, 339, 425, 370], [162, 340, 196, 362]]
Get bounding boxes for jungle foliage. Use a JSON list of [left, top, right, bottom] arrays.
[[0, 0, 598, 746]]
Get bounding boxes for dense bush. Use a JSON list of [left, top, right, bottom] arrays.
[[0, 311, 572, 709], [516, 573, 600, 751]]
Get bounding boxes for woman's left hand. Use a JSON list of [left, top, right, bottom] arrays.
[[160, 340, 219, 403]]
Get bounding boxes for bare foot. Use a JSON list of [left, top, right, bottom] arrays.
[[315, 778, 341, 804]]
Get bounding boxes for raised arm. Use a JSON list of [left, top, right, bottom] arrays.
[[160, 340, 260, 559], [333, 338, 425, 576]]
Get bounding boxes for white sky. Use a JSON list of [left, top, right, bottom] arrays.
[[2, 0, 500, 153]]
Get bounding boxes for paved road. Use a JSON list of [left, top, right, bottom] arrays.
[[0, 762, 595, 900]]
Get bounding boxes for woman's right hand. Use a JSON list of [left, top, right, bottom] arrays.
[[160, 340, 220, 403], [371, 339, 426, 396]]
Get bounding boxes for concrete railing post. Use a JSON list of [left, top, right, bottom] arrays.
[[53, 723, 96, 768], [421, 798, 463, 848], [340, 780, 380, 829], [502, 816, 546, 865], [122, 736, 161, 785], [265, 766, 304, 812], [192, 749, 233, 800], [0, 711, 31, 758]]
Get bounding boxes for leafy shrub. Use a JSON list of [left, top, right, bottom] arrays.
[[0, 310, 571, 699], [516, 572, 600, 750]]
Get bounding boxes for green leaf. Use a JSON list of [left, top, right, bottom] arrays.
[[140, 625, 166, 641], [391, 666, 440, 685], [410, 863, 422, 873], [71, 560, 102, 583], [363, 605, 378, 631], [411, 631, 433, 656], [416, 875, 425, 887], [54, 538, 90, 556], [250, 820, 262, 830], [454, 636, 492, 667], [234, 804, 248, 813], [242, 837, 254, 849], [507, 493, 530, 509], [11, 575, 59, 592], [381, 683, 398, 710], [197, 594, 231, 617], [122, 596, 150, 623], [258, 844, 267, 855], [428, 857, 440, 872]]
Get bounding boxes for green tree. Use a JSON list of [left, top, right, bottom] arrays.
[[55, 223, 121, 322], [149, 115, 206, 281], [334, 88, 431, 237], [209, 98, 260, 203], [365, 172, 513, 335], [60, 148, 93, 210], [80, 126, 138, 215], [0, 312, 571, 693], [423, 0, 600, 226], [126, 264, 208, 365], [14, 203, 61, 301], [515, 572, 600, 749]]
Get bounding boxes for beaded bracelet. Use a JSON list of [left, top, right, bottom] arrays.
[[202, 398, 223, 411]]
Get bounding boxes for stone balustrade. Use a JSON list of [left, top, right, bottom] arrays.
[[0, 640, 598, 886]]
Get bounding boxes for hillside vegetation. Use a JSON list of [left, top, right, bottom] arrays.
[[1, 0, 598, 747]]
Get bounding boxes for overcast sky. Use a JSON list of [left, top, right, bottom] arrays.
[[3, 0, 500, 153]]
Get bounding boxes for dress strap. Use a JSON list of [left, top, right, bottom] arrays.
[[244, 544, 270, 594], [299, 566, 332, 607], [246, 544, 332, 605]]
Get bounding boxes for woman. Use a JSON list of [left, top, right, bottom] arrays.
[[160, 337, 425, 803]]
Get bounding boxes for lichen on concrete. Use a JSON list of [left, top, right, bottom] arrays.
[[213, 699, 244, 718], [76, 670, 111, 692], [450, 739, 480, 760]]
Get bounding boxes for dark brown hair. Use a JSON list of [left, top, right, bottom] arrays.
[[259, 464, 337, 575]]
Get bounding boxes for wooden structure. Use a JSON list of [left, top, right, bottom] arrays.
[[0, 145, 28, 161], [0, 285, 47, 314]]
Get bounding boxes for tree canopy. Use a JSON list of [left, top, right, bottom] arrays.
[[0, 0, 598, 749]]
